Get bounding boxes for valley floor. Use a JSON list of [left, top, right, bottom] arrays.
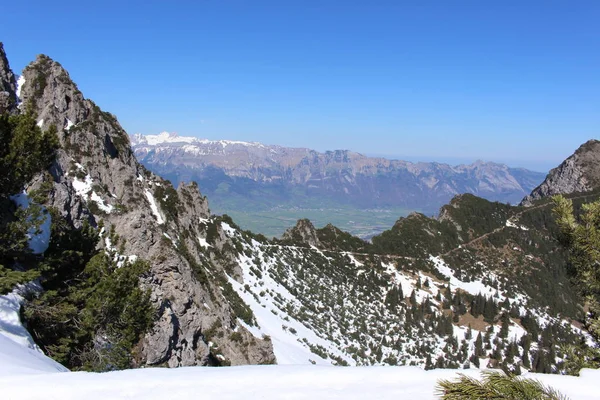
[[218, 206, 415, 239]]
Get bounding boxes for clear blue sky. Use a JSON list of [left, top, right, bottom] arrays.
[[3, 1, 599, 171]]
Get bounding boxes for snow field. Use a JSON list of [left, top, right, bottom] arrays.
[[1, 364, 599, 400]]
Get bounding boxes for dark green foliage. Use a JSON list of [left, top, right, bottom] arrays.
[[177, 240, 208, 284], [0, 109, 59, 199], [23, 220, 153, 371], [436, 371, 569, 400], [441, 194, 513, 240], [81, 255, 153, 362], [474, 332, 483, 357], [371, 212, 460, 257], [385, 285, 404, 310], [553, 195, 600, 338], [154, 183, 181, 222], [0, 265, 39, 294], [0, 110, 59, 294], [499, 313, 510, 338], [219, 274, 256, 326], [316, 223, 373, 253], [552, 194, 600, 372]]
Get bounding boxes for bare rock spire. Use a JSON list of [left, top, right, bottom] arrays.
[[0, 42, 17, 113]]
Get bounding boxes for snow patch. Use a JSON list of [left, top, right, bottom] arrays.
[[137, 132, 266, 149], [198, 237, 211, 248], [72, 174, 93, 199], [221, 222, 236, 236], [0, 287, 68, 375], [430, 256, 499, 298], [90, 192, 114, 213], [144, 132, 199, 145], [16, 75, 25, 99], [144, 189, 164, 224], [506, 219, 529, 231]]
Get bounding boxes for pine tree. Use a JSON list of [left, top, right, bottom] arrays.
[[553, 195, 600, 341], [0, 109, 59, 294], [465, 324, 472, 340], [435, 355, 446, 369], [425, 354, 433, 370], [499, 313, 510, 339], [474, 332, 484, 357]]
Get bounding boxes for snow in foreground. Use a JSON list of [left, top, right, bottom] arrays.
[[1, 320, 599, 400], [2, 364, 599, 400], [1, 277, 598, 400]]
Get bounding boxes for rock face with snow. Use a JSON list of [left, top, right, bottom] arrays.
[[130, 132, 546, 213], [10, 47, 276, 367], [521, 140, 600, 206]]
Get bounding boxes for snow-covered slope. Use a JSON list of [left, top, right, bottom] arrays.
[[192, 215, 587, 371], [1, 357, 599, 400], [0, 289, 68, 375], [0, 293, 597, 399]]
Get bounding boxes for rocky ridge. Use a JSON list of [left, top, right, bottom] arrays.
[[0, 43, 16, 114], [521, 140, 600, 206], [10, 49, 275, 367]]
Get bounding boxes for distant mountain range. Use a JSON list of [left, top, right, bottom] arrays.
[[131, 132, 546, 220]]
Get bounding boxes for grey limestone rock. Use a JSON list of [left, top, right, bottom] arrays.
[[0, 43, 17, 114], [521, 140, 600, 206], [282, 218, 321, 247], [12, 51, 275, 368]]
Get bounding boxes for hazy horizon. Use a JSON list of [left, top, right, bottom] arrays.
[[136, 131, 553, 172]]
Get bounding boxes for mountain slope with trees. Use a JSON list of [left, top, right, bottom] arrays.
[[0, 43, 597, 377]]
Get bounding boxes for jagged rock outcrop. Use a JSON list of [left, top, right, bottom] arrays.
[[281, 218, 321, 247], [13, 50, 275, 367], [0, 43, 17, 113], [521, 140, 600, 206]]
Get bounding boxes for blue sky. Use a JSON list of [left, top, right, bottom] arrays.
[[3, 1, 599, 171]]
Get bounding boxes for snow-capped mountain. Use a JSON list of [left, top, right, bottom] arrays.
[[130, 132, 545, 216]]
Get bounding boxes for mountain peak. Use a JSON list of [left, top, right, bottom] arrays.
[[131, 132, 268, 149], [521, 139, 600, 205], [19, 53, 88, 133], [281, 218, 321, 247]]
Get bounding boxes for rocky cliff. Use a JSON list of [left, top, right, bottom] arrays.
[[11, 49, 275, 367], [0, 43, 16, 114], [521, 140, 600, 206]]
